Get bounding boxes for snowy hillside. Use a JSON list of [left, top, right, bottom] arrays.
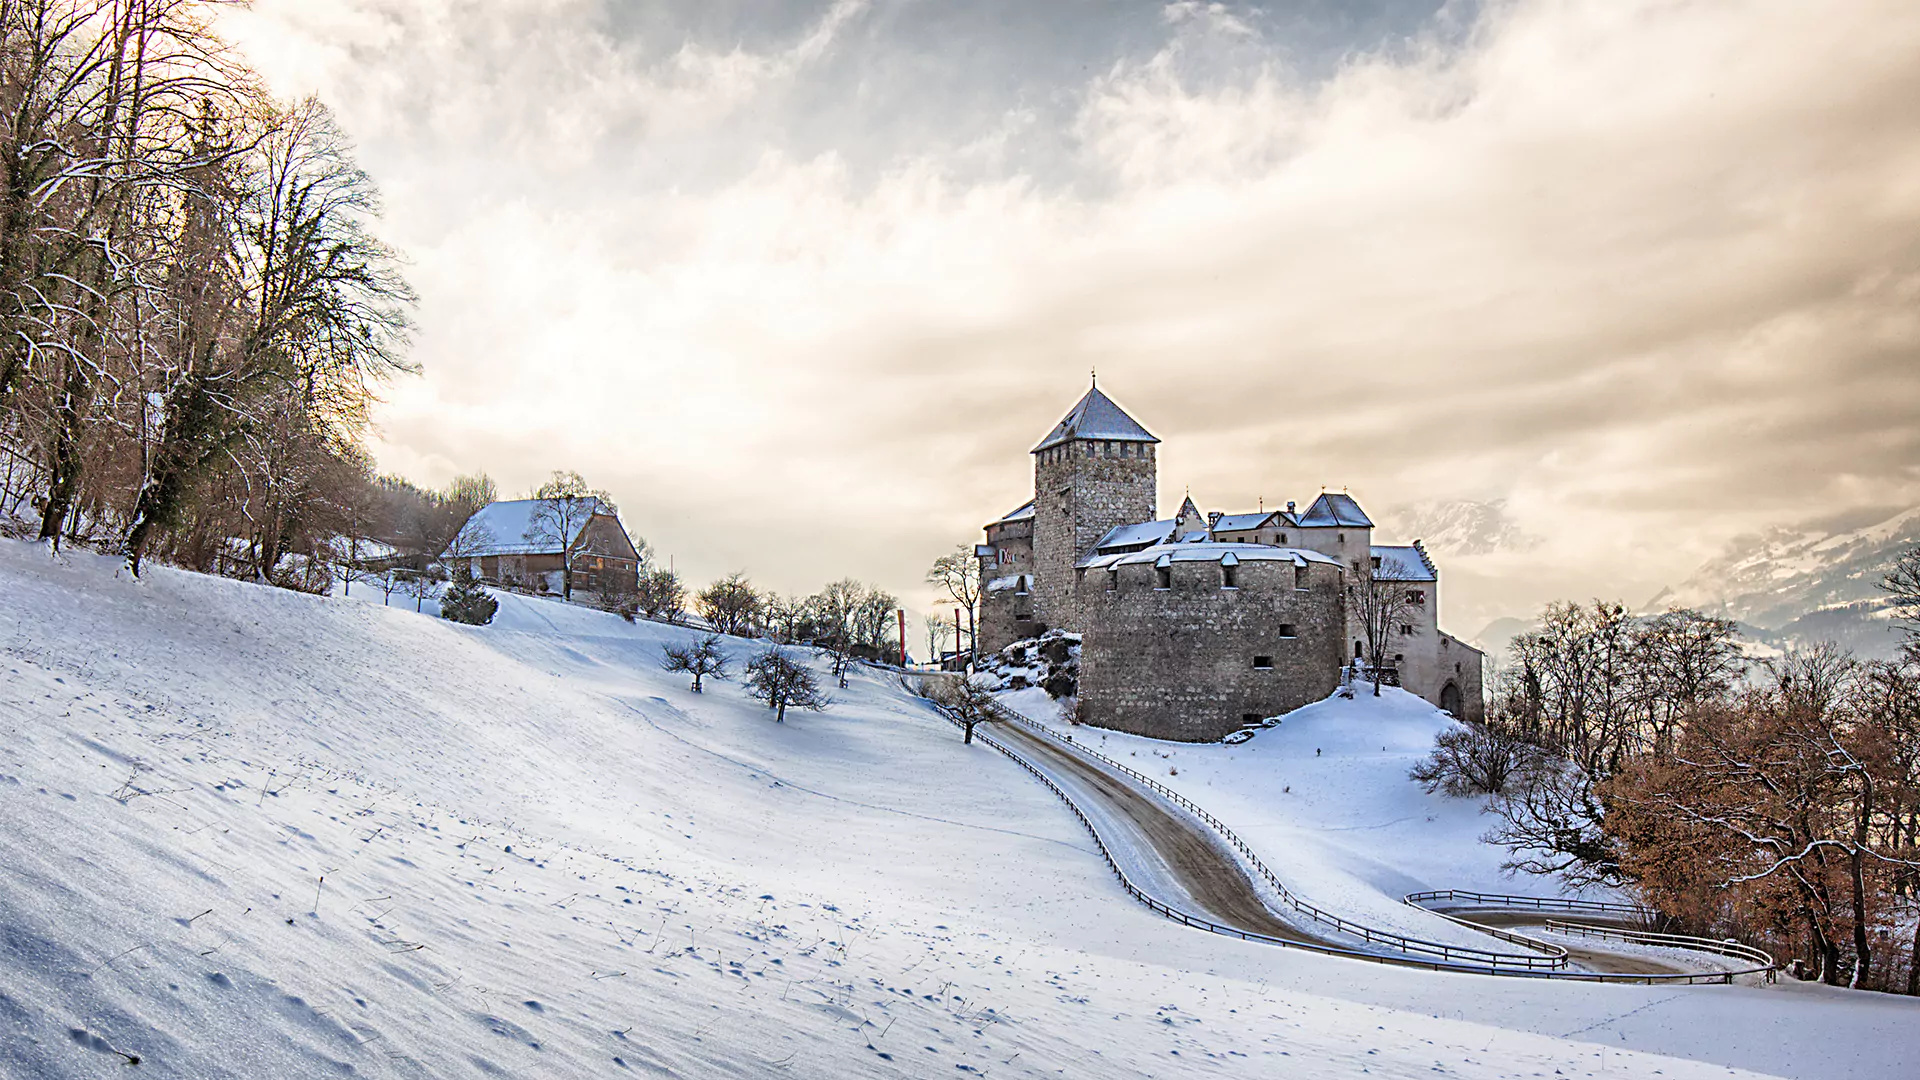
[[1647, 505, 1920, 656], [3, 541, 1917, 1079]]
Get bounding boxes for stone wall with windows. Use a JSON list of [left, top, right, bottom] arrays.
[[1074, 554, 1348, 742], [1032, 440, 1156, 634]]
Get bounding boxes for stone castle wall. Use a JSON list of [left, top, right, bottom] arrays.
[[978, 516, 1038, 653], [1031, 441, 1156, 634], [1075, 556, 1348, 742]]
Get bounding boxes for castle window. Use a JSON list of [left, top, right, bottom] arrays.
[[1337, 532, 1346, 543], [1252, 656, 1273, 670], [1371, 556, 1382, 570], [1016, 575, 1030, 594], [1155, 565, 1171, 589], [1106, 567, 1119, 591], [1243, 713, 1261, 725], [1394, 653, 1404, 662], [1222, 564, 1238, 588], [1279, 533, 1287, 544], [1294, 563, 1308, 590], [1278, 624, 1296, 638], [1399, 623, 1414, 636], [1455, 661, 1462, 675], [1355, 641, 1363, 658], [1407, 589, 1425, 605]]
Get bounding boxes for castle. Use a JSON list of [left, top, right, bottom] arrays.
[[975, 383, 1484, 742]]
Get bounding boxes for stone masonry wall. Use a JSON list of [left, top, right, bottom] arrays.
[[1075, 557, 1347, 742], [978, 517, 1037, 653], [1032, 441, 1156, 635]]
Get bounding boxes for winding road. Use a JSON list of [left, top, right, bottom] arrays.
[[926, 682, 1751, 981]]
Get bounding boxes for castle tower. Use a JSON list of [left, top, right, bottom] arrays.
[[1030, 383, 1159, 630]]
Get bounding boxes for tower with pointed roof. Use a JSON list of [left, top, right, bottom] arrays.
[[1028, 383, 1160, 632]]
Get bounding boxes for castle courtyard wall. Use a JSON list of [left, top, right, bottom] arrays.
[[1075, 556, 1347, 742]]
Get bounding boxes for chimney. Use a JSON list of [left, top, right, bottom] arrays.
[[1286, 501, 1296, 513]]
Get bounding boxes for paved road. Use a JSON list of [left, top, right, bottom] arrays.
[[991, 716, 1685, 976], [994, 719, 1320, 944]]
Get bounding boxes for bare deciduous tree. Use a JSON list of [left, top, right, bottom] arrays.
[[661, 634, 730, 693], [744, 648, 826, 722]]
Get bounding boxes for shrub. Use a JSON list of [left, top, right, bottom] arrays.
[[1409, 722, 1543, 797]]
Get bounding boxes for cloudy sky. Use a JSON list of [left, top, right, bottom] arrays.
[[222, 0, 1920, 634]]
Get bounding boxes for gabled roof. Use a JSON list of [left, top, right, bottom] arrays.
[[445, 498, 620, 559], [1299, 492, 1374, 528], [992, 500, 1034, 525], [1032, 386, 1159, 453], [1371, 544, 1438, 582], [1210, 511, 1277, 533], [1094, 519, 1177, 551]]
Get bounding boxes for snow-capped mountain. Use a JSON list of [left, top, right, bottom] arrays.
[[1387, 499, 1540, 556], [1646, 505, 1920, 659]]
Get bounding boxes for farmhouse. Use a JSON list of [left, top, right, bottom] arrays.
[[977, 383, 1484, 741], [444, 498, 642, 596]]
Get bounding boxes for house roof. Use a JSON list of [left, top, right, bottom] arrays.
[[1093, 519, 1177, 551], [1371, 544, 1438, 582], [445, 498, 619, 558], [994, 499, 1034, 524], [1032, 386, 1159, 453], [1211, 512, 1276, 533], [1299, 492, 1374, 528], [1078, 542, 1343, 571]]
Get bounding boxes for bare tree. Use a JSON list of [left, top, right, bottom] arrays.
[[927, 544, 981, 664], [398, 566, 441, 613], [1883, 545, 1920, 662], [931, 676, 999, 745], [810, 578, 863, 687], [523, 469, 610, 600], [744, 648, 827, 722], [636, 566, 684, 622], [661, 634, 730, 693], [696, 571, 760, 637], [1355, 555, 1419, 697], [1410, 722, 1544, 796]]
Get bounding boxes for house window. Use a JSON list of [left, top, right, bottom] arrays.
[[1407, 589, 1426, 605], [1351, 560, 1361, 571], [1371, 556, 1382, 570], [1278, 624, 1297, 638], [1399, 623, 1414, 636], [1253, 656, 1273, 670], [1278, 533, 1287, 544]]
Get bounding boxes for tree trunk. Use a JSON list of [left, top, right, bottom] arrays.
[[1907, 912, 1918, 996], [37, 357, 93, 549]]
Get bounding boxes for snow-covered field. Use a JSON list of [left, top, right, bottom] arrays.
[[2, 541, 1916, 1079]]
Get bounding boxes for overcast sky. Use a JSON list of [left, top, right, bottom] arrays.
[[223, 0, 1920, 634]]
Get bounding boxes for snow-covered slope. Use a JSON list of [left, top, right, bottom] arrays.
[[3, 541, 1916, 1079]]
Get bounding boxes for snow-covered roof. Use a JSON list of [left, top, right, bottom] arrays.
[[1094, 519, 1177, 551], [445, 498, 615, 558], [1372, 544, 1438, 582], [1299, 492, 1374, 528], [993, 500, 1034, 524], [1079, 542, 1343, 571], [1032, 386, 1159, 452], [1178, 531, 1211, 544], [1211, 512, 1275, 532]]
